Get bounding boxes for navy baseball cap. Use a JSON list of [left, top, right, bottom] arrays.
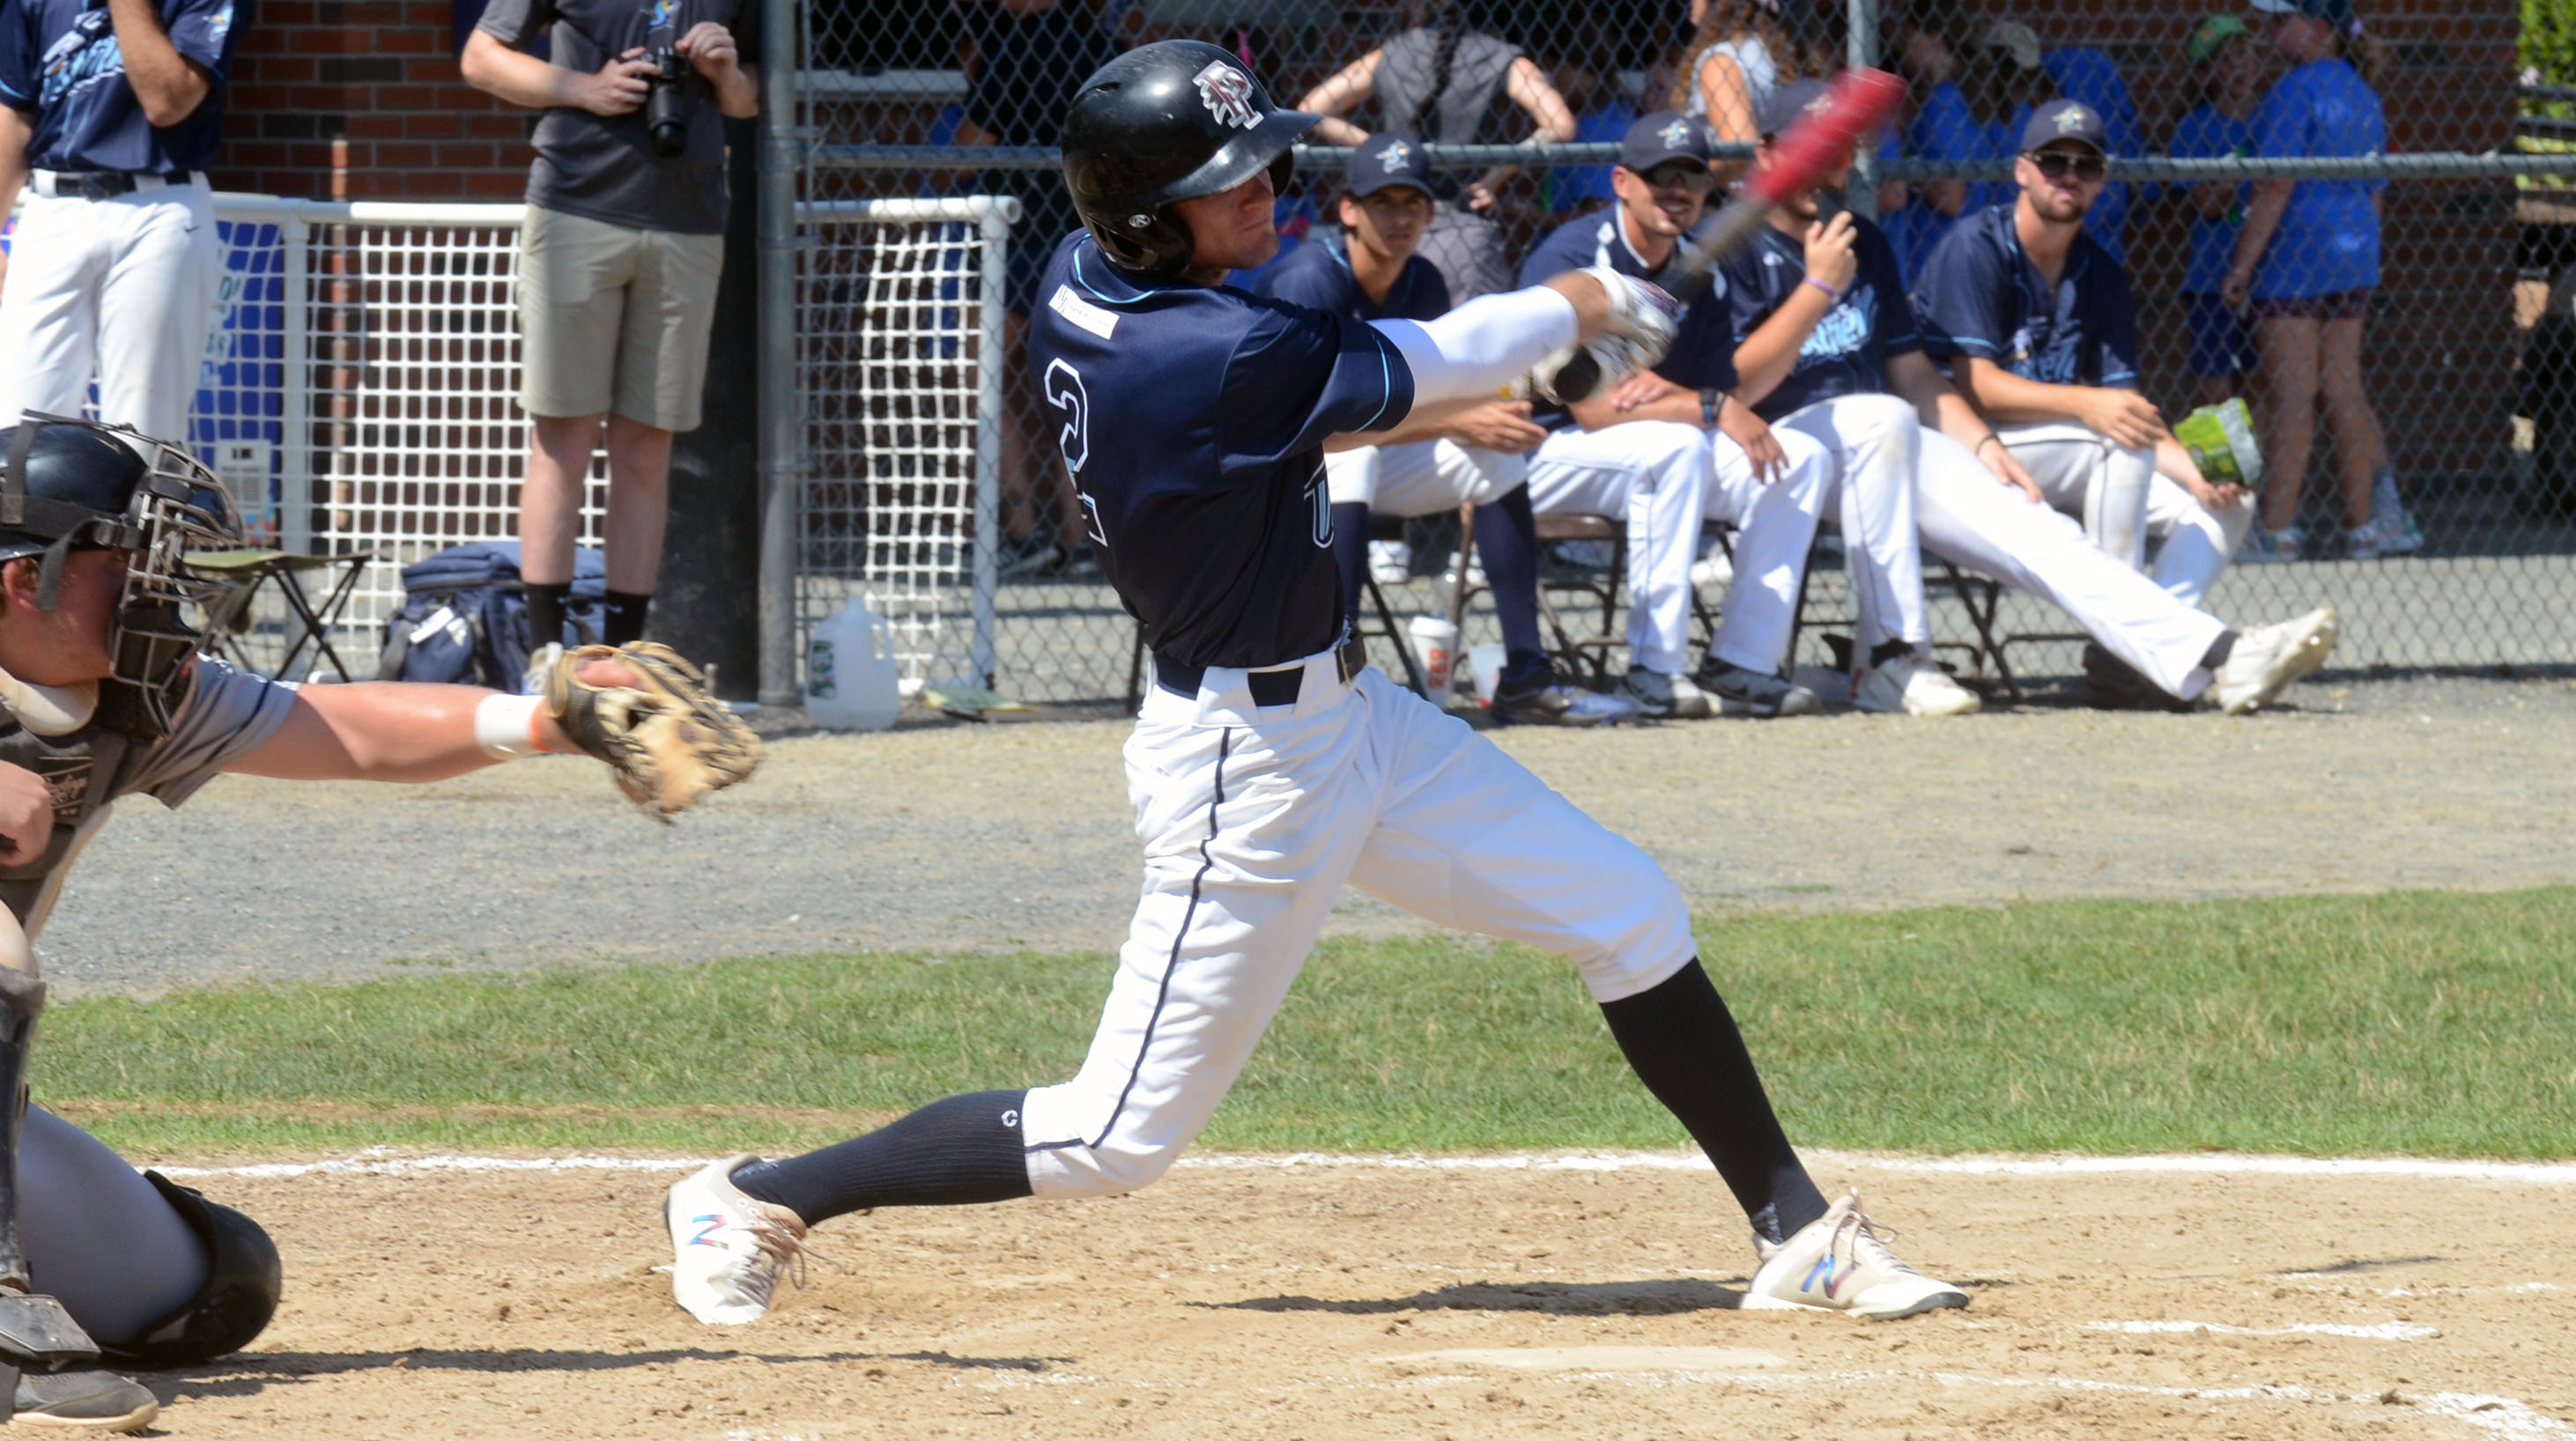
[[1344, 133, 1434, 198], [1756, 78, 1834, 139], [1617, 111, 1712, 173], [2251, 0, 2358, 29], [2020, 99, 2109, 155]]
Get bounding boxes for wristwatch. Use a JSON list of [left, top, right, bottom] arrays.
[[1700, 388, 1723, 427]]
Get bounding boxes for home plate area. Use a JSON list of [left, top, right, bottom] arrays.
[[143, 1151, 2572, 1439]]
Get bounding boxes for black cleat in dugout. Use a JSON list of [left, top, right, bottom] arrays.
[[1060, 39, 1319, 279]]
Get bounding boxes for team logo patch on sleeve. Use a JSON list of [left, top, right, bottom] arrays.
[[1195, 62, 1261, 129]]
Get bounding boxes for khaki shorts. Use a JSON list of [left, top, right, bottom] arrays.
[[517, 205, 724, 431]]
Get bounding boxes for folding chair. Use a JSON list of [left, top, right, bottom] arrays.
[[186, 548, 381, 682], [1783, 531, 2025, 702]]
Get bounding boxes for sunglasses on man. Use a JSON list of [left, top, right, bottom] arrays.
[[2025, 150, 2109, 183], [1640, 162, 1716, 193]]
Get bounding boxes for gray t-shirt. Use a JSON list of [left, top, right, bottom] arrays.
[[6, 658, 298, 943], [477, 0, 758, 235], [1372, 26, 1521, 147]]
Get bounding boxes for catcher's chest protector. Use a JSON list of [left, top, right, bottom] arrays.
[[0, 720, 145, 927]]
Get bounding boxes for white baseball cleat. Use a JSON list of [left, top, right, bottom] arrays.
[[1744, 1193, 1969, 1320], [2212, 607, 2339, 715], [1853, 654, 1980, 717], [665, 1155, 822, 1326]]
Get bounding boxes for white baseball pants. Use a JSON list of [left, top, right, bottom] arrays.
[[1701, 424, 1835, 676], [1525, 421, 1714, 675], [2144, 470, 2254, 610], [1995, 422, 2156, 568], [1913, 429, 2230, 697], [1323, 439, 1527, 515], [1018, 658, 1697, 1200], [0, 180, 220, 443], [1772, 395, 1932, 654]]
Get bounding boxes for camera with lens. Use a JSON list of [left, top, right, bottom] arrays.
[[640, 43, 698, 158]]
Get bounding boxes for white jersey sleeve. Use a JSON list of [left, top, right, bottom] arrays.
[[1367, 286, 1580, 405], [120, 657, 301, 809]]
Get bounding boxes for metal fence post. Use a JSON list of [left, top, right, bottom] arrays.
[[755, 0, 802, 711], [1847, 0, 1881, 223]]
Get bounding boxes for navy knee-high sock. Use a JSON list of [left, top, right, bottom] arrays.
[[1598, 960, 1829, 1244], [1332, 502, 1373, 617], [1475, 486, 1544, 661], [731, 1090, 1033, 1225]]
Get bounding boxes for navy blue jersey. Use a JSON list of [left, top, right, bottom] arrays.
[[1911, 205, 2138, 389], [1027, 233, 1418, 670], [1722, 215, 1918, 421], [1255, 235, 1450, 324], [0, 0, 241, 174], [1518, 209, 1739, 400]]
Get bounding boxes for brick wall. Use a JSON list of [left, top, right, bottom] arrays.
[[213, 1, 532, 202]]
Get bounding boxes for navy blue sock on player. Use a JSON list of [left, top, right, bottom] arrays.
[[1331, 502, 1373, 616], [1472, 485, 1545, 662], [730, 1090, 1033, 1225], [1598, 959, 1830, 1245], [603, 589, 653, 647]]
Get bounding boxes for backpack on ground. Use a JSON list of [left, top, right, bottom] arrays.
[[376, 541, 606, 687]]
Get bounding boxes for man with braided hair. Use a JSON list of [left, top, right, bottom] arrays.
[[663, 39, 1968, 1332], [0, 414, 752, 1430]]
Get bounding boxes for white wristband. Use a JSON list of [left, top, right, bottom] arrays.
[[474, 692, 551, 760]]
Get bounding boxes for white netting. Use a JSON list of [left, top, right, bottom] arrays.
[[201, 199, 608, 672], [795, 196, 1010, 693]]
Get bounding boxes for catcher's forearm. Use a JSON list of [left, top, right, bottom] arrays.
[[226, 684, 566, 783]]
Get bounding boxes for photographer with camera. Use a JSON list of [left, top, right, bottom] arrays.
[[462, 0, 759, 687]]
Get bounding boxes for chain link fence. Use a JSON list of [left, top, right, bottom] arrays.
[[784, 0, 2568, 706]]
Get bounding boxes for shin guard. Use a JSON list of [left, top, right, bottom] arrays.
[[0, 969, 102, 1397]]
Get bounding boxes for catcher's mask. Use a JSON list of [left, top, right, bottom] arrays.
[[0, 415, 244, 735]]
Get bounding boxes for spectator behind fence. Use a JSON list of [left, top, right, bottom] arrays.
[[953, 0, 1118, 578], [1298, 1, 1576, 300], [1887, 3, 1981, 277], [0, 0, 241, 444], [463, 0, 760, 686], [2224, 0, 2417, 562], [2171, 15, 2261, 410], [1541, 57, 1634, 214], [1912, 100, 2254, 709], [1666, 0, 1811, 181]]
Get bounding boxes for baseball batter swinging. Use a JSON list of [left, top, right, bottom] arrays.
[[664, 40, 1966, 1329], [0, 415, 753, 1430]]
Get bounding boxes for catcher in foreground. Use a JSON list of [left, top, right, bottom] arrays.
[[0, 416, 755, 1430]]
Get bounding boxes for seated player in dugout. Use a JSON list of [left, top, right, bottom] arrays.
[[1910, 100, 2256, 710], [1520, 108, 1887, 721], [0, 418, 726, 1432], [664, 40, 1972, 1334], [1723, 79, 2338, 715], [1255, 135, 1630, 725]]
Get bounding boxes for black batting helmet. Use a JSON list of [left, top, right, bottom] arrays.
[[0, 415, 243, 735], [1061, 40, 1318, 279]]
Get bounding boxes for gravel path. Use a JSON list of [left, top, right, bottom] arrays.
[[38, 677, 2576, 994]]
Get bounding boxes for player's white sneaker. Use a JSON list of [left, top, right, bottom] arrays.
[[2211, 607, 2339, 715], [1743, 1193, 1968, 1320], [1853, 654, 1980, 717], [666, 1155, 822, 1326], [2239, 524, 2302, 565], [521, 640, 563, 698]]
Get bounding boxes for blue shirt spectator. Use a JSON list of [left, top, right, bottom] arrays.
[[2169, 100, 2250, 297], [2247, 55, 2385, 298], [1887, 77, 1992, 279], [1548, 94, 1639, 212]]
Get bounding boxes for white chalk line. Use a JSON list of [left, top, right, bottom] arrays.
[[152, 1148, 2576, 1184], [2088, 1319, 2439, 1341]]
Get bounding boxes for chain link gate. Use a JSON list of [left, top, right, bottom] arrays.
[[766, 0, 2576, 706]]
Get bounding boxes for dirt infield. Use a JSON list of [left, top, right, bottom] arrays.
[[141, 1151, 2574, 1439]]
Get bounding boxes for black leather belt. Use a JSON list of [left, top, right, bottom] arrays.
[[1155, 640, 1360, 706], [49, 171, 191, 199]]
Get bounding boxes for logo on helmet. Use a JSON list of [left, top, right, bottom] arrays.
[[1194, 61, 1261, 129]]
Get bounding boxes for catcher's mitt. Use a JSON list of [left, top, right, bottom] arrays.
[[544, 641, 762, 820]]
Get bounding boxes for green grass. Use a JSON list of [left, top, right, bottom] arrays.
[[41, 888, 2576, 1161]]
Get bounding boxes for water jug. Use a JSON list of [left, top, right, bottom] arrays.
[[806, 600, 902, 731]]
